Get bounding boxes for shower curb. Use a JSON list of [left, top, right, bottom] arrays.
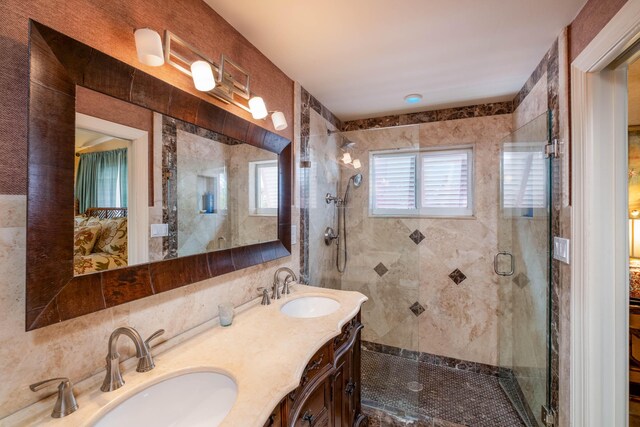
[[362, 340, 502, 377]]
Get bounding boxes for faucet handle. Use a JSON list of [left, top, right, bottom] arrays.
[[144, 329, 165, 348], [136, 329, 165, 373], [282, 274, 295, 295], [258, 287, 271, 305], [30, 377, 78, 418]]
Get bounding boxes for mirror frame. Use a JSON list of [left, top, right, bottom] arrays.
[[26, 21, 292, 330]]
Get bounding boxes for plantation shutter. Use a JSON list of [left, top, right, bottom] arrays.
[[371, 153, 417, 212], [421, 150, 470, 210]]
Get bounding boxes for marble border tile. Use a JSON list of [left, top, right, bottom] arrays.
[[298, 87, 343, 284], [362, 340, 502, 377], [342, 101, 514, 131]]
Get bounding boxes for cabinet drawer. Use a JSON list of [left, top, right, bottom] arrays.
[[293, 378, 330, 427], [263, 401, 283, 427], [300, 343, 331, 388]]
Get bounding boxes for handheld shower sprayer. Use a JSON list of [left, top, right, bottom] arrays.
[[324, 173, 364, 273]]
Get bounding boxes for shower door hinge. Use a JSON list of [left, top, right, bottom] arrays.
[[545, 139, 560, 159], [541, 405, 556, 427]]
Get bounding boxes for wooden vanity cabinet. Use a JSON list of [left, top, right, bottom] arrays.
[[265, 311, 367, 427]]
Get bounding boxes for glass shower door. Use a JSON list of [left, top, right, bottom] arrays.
[[496, 112, 552, 427]]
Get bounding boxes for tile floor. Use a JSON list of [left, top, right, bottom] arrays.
[[361, 349, 525, 427]]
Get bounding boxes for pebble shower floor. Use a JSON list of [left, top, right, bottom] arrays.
[[361, 349, 525, 427]]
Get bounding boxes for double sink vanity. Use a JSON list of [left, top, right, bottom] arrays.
[[8, 285, 368, 426], [17, 22, 367, 427]]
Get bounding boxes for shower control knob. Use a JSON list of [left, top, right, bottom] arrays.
[[324, 227, 338, 246]]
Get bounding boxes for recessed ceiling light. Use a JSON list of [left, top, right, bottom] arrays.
[[404, 93, 423, 104]]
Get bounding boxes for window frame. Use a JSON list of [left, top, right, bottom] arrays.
[[249, 159, 279, 216], [369, 145, 475, 218]]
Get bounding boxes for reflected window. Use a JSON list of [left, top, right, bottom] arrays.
[[501, 143, 548, 216], [249, 160, 278, 216]]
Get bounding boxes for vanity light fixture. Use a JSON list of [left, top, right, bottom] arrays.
[[271, 111, 288, 131], [134, 28, 165, 67], [249, 96, 268, 120], [133, 29, 287, 130], [190, 60, 216, 92]]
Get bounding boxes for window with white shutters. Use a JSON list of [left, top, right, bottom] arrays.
[[370, 147, 474, 217], [501, 143, 547, 215], [249, 160, 278, 216], [370, 153, 417, 214]]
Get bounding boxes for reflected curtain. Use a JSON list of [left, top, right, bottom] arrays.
[[76, 148, 128, 214]]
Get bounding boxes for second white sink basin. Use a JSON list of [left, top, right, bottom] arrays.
[[280, 296, 340, 318], [93, 371, 237, 427]]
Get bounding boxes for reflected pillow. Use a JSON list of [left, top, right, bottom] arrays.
[[74, 215, 88, 227], [73, 224, 101, 256], [92, 217, 128, 258]]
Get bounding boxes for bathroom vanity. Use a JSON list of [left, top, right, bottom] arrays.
[[265, 312, 365, 427], [5, 286, 368, 427]]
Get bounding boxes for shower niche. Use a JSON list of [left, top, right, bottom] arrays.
[[197, 173, 223, 214]]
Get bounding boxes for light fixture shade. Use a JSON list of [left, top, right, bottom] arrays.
[[271, 111, 288, 131], [190, 60, 216, 92], [342, 153, 352, 164], [249, 97, 268, 120], [134, 28, 165, 67], [632, 219, 640, 258], [352, 159, 362, 169]]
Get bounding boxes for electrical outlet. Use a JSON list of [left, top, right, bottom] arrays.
[[291, 225, 298, 245]]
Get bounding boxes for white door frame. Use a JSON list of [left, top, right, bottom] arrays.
[[571, 1, 640, 425], [76, 113, 149, 266]]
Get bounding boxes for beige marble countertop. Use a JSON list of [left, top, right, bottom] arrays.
[[2, 285, 367, 427]]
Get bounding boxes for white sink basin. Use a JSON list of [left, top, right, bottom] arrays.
[[93, 372, 237, 427], [280, 296, 340, 318]]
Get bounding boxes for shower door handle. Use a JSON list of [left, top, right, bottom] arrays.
[[494, 251, 514, 276]]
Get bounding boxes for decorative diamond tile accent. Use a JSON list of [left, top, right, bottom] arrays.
[[448, 268, 467, 285], [409, 229, 425, 245], [409, 301, 425, 316], [512, 272, 530, 288], [374, 262, 388, 277]]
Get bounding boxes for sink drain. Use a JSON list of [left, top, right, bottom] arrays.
[[407, 381, 423, 392]]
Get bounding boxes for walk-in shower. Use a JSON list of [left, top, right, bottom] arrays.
[[324, 173, 363, 272], [304, 107, 553, 426]]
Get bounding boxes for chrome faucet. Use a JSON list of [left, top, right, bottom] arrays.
[[101, 326, 164, 392], [29, 377, 78, 418], [272, 267, 298, 299]]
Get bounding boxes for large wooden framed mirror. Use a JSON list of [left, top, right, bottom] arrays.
[[26, 21, 292, 330]]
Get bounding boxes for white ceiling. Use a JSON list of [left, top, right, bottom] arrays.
[[204, 0, 587, 120]]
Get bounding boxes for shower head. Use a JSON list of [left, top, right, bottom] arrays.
[[327, 129, 356, 149], [341, 139, 356, 149], [343, 173, 364, 204]]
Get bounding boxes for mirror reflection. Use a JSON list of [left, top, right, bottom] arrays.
[[72, 89, 279, 275], [73, 128, 130, 275], [170, 122, 279, 258]]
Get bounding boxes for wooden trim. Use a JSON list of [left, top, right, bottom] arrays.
[[26, 21, 292, 330], [570, 1, 640, 424]]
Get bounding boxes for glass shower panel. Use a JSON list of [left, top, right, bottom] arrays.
[[337, 125, 423, 418], [497, 111, 552, 427]]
